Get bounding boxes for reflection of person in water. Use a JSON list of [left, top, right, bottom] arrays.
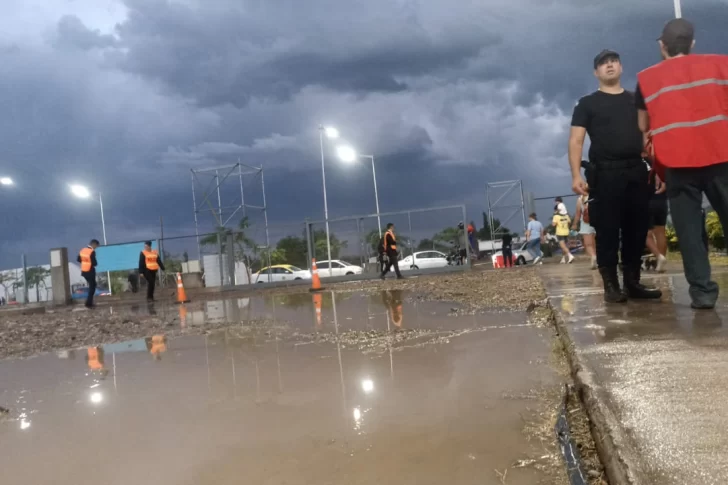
[[381, 290, 404, 327], [85, 347, 109, 378], [145, 335, 167, 361]]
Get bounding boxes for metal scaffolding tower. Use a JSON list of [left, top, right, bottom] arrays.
[[486, 180, 526, 238], [190, 162, 270, 262]]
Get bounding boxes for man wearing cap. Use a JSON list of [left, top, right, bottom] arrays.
[[569, 49, 661, 303], [636, 18, 728, 309]]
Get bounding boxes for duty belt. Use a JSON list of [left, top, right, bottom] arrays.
[[592, 158, 646, 170]]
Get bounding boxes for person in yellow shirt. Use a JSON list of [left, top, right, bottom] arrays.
[[552, 204, 575, 264]]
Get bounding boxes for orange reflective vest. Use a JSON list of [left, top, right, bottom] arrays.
[[143, 250, 160, 271], [87, 347, 103, 371], [638, 54, 728, 170], [384, 230, 397, 251], [150, 335, 167, 356], [79, 247, 94, 272]]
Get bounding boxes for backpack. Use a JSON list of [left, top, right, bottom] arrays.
[[582, 196, 591, 224], [377, 236, 385, 254]]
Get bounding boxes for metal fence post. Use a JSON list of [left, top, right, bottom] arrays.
[[226, 232, 235, 286], [21, 253, 28, 304], [462, 205, 470, 271], [305, 220, 313, 267], [217, 232, 224, 287]]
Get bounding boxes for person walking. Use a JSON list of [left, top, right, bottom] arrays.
[[552, 205, 575, 264], [139, 241, 165, 301], [569, 48, 662, 303], [77, 239, 100, 308], [525, 213, 544, 265], [573, 189, 597, 269], [645, 172, 669, 272], [380, 223, 404, 280], [467, 221, 479, 259], [636, 18, 728, 309], [501, 232, 514, 267]]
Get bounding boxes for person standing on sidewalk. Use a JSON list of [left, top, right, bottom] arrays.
[[636, 18, 728, 309], [501, 232, 514, 267], [645, 173, 669, 272], [569, 49, 662, 303], [77, 239, 100, 308], [552, 205, 575, 264], [525, 213, 544, 265], [573, 191, 597, 269], [380, 223, 404, 280], [139, 241, 165, 301]]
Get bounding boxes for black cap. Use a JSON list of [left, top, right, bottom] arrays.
[[658, 18, 694, 45], [144, 240, 152, 246], [593, 49, 620, 69]]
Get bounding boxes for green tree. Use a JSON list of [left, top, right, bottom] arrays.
[[275, 236, 309, 267], [416, 238, 435, 251], [0, 273, 15, 300], [706, 211, 725, 250], [162, 251, 183, 274], [200, 216, 256, 261], [25, 266, 51, 302], [477, 213, 510, 239], [434, 227, 462, 246], [312, 229, 347, 260]]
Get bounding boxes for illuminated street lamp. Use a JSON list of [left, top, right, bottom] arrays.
[[0, 177, 13, 186], [71, 184, 112, 294], [336, 145, 382, 238]]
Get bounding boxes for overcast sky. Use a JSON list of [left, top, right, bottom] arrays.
[[1, 0, 726, 266]]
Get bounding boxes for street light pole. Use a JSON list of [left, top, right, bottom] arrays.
[[97, 192, 112, 295], [361, 155, 382, 237], [318, 126, 334, 276], [674, 0, 682, 18]]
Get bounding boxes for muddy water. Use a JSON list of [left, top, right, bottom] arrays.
[[0, 292, 563, 485]]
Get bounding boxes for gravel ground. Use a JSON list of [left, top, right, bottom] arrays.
[[0, 267, 546, 360]]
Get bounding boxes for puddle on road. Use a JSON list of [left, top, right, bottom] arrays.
[[0, 291, 564, 485]]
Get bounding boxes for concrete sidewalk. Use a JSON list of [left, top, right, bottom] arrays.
[[542, 263, 728, 485]]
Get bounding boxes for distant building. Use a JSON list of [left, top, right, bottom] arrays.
[[0, 263, 86, 303]]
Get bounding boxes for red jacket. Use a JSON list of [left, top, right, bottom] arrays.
[[638, 54, 728, 177]]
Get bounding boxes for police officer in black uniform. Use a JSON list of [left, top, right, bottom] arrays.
[[568, 49, 661, 303]]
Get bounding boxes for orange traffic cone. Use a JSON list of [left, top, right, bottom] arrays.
[[309, 259, 324, 292], [175, 272, 191, 303]]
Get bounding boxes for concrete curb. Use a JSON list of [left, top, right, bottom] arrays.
[[547, 300, 640, 485]]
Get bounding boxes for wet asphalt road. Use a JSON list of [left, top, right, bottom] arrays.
[[544, 263, 728, 485], [0, 291, 565, 485]]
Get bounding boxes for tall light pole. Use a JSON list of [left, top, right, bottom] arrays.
[[336, 146, 382, 238], [318, 125, 336, 276], [70, 184, 112, 294], [674, 0, 682, 18]]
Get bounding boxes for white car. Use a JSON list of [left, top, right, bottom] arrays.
[[399, 251, 449, 270], [316, 260, 364, 277], [491, 242, 536, 266], [253, 265, 312, 283]]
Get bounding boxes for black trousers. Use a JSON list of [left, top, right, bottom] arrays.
[[382, 250, 402, 277], [588, 161, 650, 269], [145, 270, 157, 300], [665, 162, 728, 306], [83, 271, 96, 307], [502, 248, 513, 267]]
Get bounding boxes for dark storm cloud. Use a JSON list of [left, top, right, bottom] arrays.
[[54, 15, 117, 50]]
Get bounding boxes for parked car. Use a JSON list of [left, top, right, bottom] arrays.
[[399, 251, 450, 270], [316, 260, 363, 277], [71, 286, 111, 300], [253, 265, 312, 283], [491, 241, 536, 266]]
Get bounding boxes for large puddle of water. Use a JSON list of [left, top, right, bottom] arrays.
[[0, 291, 563, 485]]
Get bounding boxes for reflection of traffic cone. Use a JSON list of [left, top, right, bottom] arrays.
[[175, 273, 191, 303], [309, 259, 324, 292], [179, 304, 188, 329], [312, 293, 322, 326]]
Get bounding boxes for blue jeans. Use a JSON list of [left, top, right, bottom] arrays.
[[526, 239, 542, 259]]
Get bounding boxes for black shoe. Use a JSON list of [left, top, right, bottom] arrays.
[[599, 266, 627, 303], [396, 276, 405, 280], [623, 265, 662, 300], [691, 301, 715, 310]]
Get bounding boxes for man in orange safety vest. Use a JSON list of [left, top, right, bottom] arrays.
[[77, 239, 100, 308], [636, 18, 728, 309], [139, 241, 165, 301]]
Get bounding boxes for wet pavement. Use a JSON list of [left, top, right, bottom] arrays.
[[0, 290, 566, 485], [543, 264, 728, 484]]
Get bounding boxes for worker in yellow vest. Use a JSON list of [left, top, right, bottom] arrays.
[[77, 239, 100, 308], [139, 241, 165, 301]]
